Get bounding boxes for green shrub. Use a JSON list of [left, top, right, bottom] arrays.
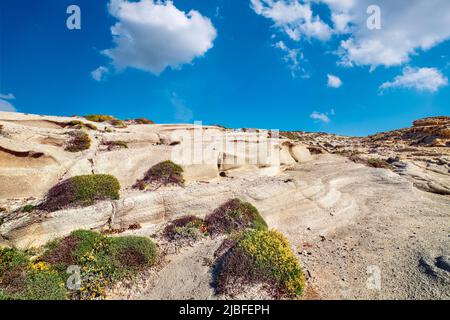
[[21, 204, 35, 213], [205, 199, 267, 235], [134, 118, 154, 125], [40, 174, 120, 212], [215, 229, 304, 299], [84, 114, 115, 123], [103, 140, 128, 150], [0, 248, 66, 300], [66, 120, 97, 130], [110, 119, 127, 128], [280, 132, 299, 140], [19, 269, 67, 300], [163, 215, 207, 243], [134, 160, 184, 189], [111, 236, 158, 273], [0, 207, 6, 212], [0, 248, 29, 273], [65, 131, 91, 152], [43, 230, 157, 300]]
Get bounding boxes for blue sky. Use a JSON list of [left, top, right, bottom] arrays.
[[0, 0, 449, 136]]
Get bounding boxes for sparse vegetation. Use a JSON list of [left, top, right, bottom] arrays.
[[65, 131, 91, 152], [0, 248, 67, 300], [214, 229, 304, 299], [21, 205, 35, 213], [111, 236, 158, 273], [205, 198, 267, 236], [0, 207, 6, 213], [103, 140, 128, 150], [110, 119, 127, 128], [347, 154, 392, 169], [134, 118, 154, 125], [42, 230, 157, 299], [66, 121, 97, 131], [39, 174, 120, 212], [134, 160, 184, 190], [366, 158, 392, 169], [280, 131, 300, 140], [163, 215, 207, 243], [84, 114, 115, 123]]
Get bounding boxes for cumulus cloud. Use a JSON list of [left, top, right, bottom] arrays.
[[102, 0, 217, 75], [327, 74, 342, 88], [0, 93, 17, 112], [318, 0, 450, 69], [91, 66, 109, 81], [310, 111, 331, 123], [251, 0, 332, 41], [379, 67, 448, 93], [252, 1, 450, 70]]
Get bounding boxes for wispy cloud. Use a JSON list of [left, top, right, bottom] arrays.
[[310, 111, 331, 124], [91, 66, 109, 81], [0, 93, 17, 112], [273, 41, 309, 78], [379, 67, 448, 93], [171, 93, 193, 122]]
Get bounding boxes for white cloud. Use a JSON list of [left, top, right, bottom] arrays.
[[252, 1, 450, 70], [318, 0, 450, 69], [273, 41, 308, 78], [91, 66, 109, 81], [327, 74, 342, 88], [251, 0, 332, 41], [102, 0, 217, 75], [379, 67, 448, 93], [0, 93, 17, 112], [310, 111, 331, 123]]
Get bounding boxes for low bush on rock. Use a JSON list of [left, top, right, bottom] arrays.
[[133, 118, 154, 125], [205, 199, 267, 236], [111, 236, 158, 273], [39, 174, 120, 212], [66, 121, 97, 131], [110, 119, 127, 128], [134, 160, 184, 190], [348, 154, 392, 169], [0, 248, 67, 300], [163, 215, 207, 243], [214, 229, 304, 299], [65, 131, 91, 152], [366, 158, 393, 169], [103, 140, 128, 150], [21, 204, 35, 213], [84, 114, 115, 123], [41, 230, 158, 300]]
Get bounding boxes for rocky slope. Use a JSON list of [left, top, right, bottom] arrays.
[[285, 116, 450, 195], [0, 112, 449, 300]]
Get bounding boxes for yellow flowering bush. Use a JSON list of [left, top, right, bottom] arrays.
[[215, 229, 305, 299], [238, 229, 305, 298], [30, 261, 51, 272]]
